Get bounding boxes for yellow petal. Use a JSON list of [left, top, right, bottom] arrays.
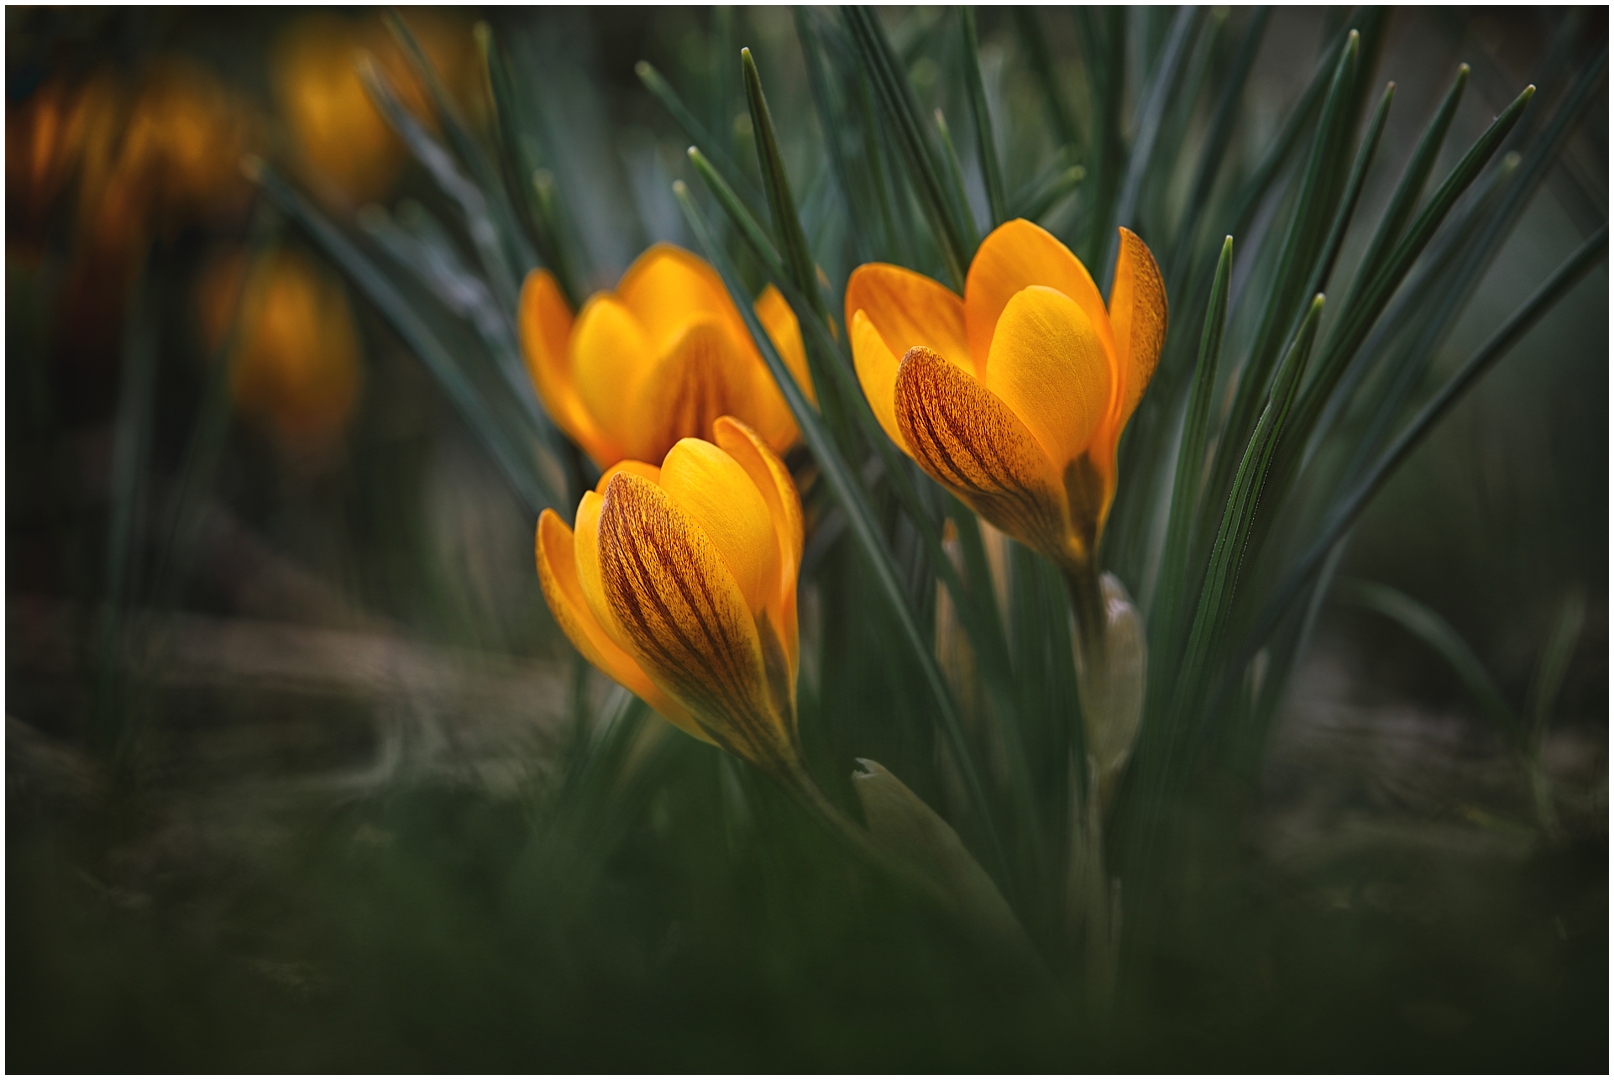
[[519, 269, 618, 463], [598, 472, 796, 769], [535, 508, 708, 742], [659, 437, 778, 617], [964, 219, 1114, 381], [596, 459, 661, 495], [714, 415, 803, 679], [570, 294, 651, 466], [616, 242, 747, 355], [621, 315, 754, 464], [845, 262, 971, 372], [572, 490, 615, 644], [894, 346, 1071, 563], [1107, 226, 1168, 431], [983, 285, 1112, 468], [850, 309, 908, 452]]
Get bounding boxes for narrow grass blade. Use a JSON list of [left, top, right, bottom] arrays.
[[1009, 164, 1085, 225], [844, 5, 972, 286], [1012, 7, 1080, 153], [961, 7, 1006, 227], [1239, 226, 1608, 694], [674, 180, 1011, 886], [741, 47, 825, 315], [386, 13, 536, 272], [1152, 236, 1232, 645], [1337, 578, 1522, 746], [932, 107, 980, 246], [1286, 81, 1538, 452], [1080, 8, 1126, 270], [794, 7, 879, 265], [637, 59, 766, 214], [687, 147, 786, 283], [358, 55, 522, 317]]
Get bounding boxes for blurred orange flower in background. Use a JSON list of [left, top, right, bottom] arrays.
[[197, 245, 364, 449], [269, 9, 484, 208]]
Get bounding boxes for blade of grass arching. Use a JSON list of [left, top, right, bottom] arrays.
[[1105, 6, 1201, 288], [250, 161, 555, 517], [1233, 226, 1608, 707], [1283, 81, 1538, 461], [1151, 237, 1232, 649], [1337, 578, 1523, 746], [1145, 7, 1225, 237], [844, 6, 973, 287], [1012, 7, 1080, 155], [961, 8, 1007, 227], [358, 56, 523, 318], [386, 12, 537, 279], [481, 24, 584, 308], [794, 8, 879, 266], [674, 181, 1013, 889], [636, 60, 766, 217]]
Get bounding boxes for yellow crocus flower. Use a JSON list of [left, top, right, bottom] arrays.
[[520, 244, 815, 470], [535, 416, 805, 773], [847, 219, 1166, 575]]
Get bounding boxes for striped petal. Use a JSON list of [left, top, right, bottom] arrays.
[[659, 437, 778, 617], [983, 285, 1112, 469], [598, 472, 797, 769], [894, 346, 1071, 562], [964, 219, 1114, 381], [621, 315, 754, 464], [1106, 226, 1168, 432], [535, 508, 707, 742], [845, 262, 971, 373]]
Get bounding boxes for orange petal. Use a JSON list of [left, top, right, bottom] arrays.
[[964, 219, 1114, 381], [570, 293, 651, 466], [535, 508, 707, 741], [850, 309, 908, 453], [659, 437, 779, 617], [621, 315, 754, 464], [983, 285, 1112, 468], [714, 415, 803, 678], [598, 472, 797, 769], [596, 459, 662, 495], [1107, 226, 1168, 431], [845, 262, 971, 372], [894, 346, 1071, 562], [616, 242, 748, 355], [518, 269, 610, 458]]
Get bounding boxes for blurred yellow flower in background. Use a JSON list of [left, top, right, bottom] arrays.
[[520, 245, 816, 469], [198, 245, 363, 448], [270, 10, 483, 207], [536, 417, 804, 773], [847, 220, 1166, 574]]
